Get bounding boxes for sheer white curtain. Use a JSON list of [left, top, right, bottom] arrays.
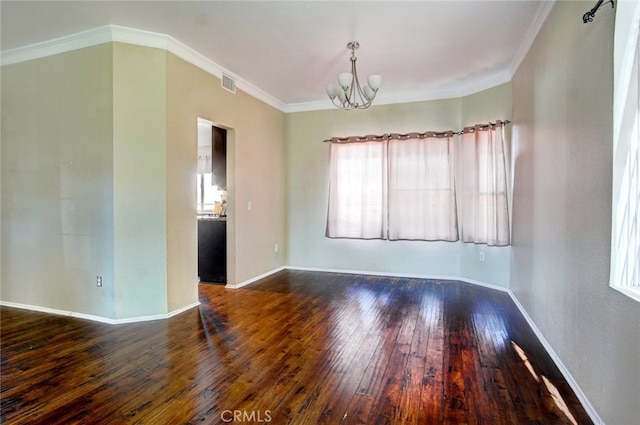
[[460, 123, 510, 246], [387, 135, 458, 241], [326, 134, 459, 241], [326, 138, 388, 239]]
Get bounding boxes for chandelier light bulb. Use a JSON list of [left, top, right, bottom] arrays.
[[367, 75, 382, 90], [326, 83, 339, 98], [363, 86, 375, 101], [338, 72, 353, 90]]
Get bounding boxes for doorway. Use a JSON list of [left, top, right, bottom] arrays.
[[196, 118, 233, 285]]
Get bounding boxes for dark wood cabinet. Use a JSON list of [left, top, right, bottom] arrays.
[[198, 219, 226, 283], [211, 126, 227, 189]]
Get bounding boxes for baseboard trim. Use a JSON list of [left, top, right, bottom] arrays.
[[282, 266, 603, 425], [284, 265, 511, 292], [505, 293, 604, 425], [0, 267, 602, 424], [0, 300, 200, 325], [225, 266, 287, 289]]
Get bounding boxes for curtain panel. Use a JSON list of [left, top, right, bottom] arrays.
[[326, 134, 459, 241], [460, 125, 510, 246], [387, 135, 458, 241], [326, 138, 388, 239]]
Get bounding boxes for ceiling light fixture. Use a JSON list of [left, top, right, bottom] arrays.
[[326, 42, 382, 110]]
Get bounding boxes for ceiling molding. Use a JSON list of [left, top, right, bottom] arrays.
[[0, 24, 287, 112], [285, 69, 513, 113], [0, 25, 113, 66], [2, 4, 554, 115]]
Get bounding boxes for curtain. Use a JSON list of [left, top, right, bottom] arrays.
[[326, 138, 388, 239], [387, 135, 458, 241], [460, 124, 510, 246]]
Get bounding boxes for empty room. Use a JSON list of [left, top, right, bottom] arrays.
[[1, 1, 638, 424]]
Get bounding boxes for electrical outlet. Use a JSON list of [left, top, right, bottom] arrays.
[[479, 252, 485, 262], [274, 243, 279, 253], [96, 276, 103, 287], [248, 201, 252, 211]]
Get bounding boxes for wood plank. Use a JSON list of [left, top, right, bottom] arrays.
[[0, 270, 594, 425]]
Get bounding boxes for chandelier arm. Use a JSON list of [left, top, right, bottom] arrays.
[[348, 56, 359, 108]]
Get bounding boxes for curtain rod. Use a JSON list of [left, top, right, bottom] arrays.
[[583, 0, 614, 23], [322, 120, 510, 143]]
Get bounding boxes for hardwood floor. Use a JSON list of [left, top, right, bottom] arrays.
[[1, 270, 592, 424]]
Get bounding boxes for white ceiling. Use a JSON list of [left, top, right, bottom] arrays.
[[0, 1, 555, 111]]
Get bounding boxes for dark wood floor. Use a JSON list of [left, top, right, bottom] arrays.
[[1, 270, 592, 424]]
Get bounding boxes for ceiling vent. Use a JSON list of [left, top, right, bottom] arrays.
[[222, 74, 236, 94]]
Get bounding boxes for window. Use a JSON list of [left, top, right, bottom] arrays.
[[326, 134, 458, 241], [197, 173, 223, 213], [326, 139, 388, 239], [387, 135, 458, 241], [460, 125, 510, 246], [611, 3, 640, 301], [326, 125, 510, 245], [197, 152, 225, 214]]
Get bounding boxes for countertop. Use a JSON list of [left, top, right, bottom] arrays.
[[197, 215, 227, 222]]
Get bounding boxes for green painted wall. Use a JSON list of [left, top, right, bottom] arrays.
[[285, 85, 512, 287]]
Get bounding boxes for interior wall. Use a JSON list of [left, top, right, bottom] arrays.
[[1, 41, 287, 318], [165, 51, 287, 293], [1, 44, 116, 318], [112, 43, 169, 318], [285, 86, 511, 287], [459, 83, 513, 285], [510, 2, 640, 423]]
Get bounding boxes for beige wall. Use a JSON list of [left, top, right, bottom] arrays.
[[1, 42, 287, 319], [165, 50, 287, 296], [1, 44, 116, 317], [112, 43, 168, 318], [511, 2, 640, 423], [285, 85, 512, 287], [459, 83, 513, 285]]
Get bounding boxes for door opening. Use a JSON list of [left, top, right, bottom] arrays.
[[197, 119, 227, 284]]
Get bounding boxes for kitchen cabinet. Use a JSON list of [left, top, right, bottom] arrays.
[[198, 218, 226, 283], [211, 126, 227, 189]]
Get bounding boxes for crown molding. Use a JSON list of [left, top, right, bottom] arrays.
[[2, 4, 554, 115], [0, 25, 287, 112], [0, 25, 114, 66], [285, 68, 513, 113]]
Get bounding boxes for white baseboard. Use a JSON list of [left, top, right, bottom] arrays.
[[283, 265, 603, 425], [225, 266, 286, 289], [0, 266, 602, 424], [284, 265, 511, 292], [505, 293, 604, 425], [0, 300, 200, 325]]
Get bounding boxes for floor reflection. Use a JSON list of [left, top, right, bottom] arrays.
[[511, 340, 578, 425], [511, 341, 540, 382]]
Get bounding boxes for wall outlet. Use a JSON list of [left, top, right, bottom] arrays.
[[479, 252, 486, 262], [247, 201, 252, 211], [96, 276, 103, 287], [274, 243, 279, 253]]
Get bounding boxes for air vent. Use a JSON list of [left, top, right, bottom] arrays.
[[222, 74, 236, 93]]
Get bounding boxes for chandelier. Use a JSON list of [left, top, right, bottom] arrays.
[[326, 42, 382, 110]]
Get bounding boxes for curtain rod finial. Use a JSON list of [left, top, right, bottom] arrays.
[[583, 0, 614, 24]]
